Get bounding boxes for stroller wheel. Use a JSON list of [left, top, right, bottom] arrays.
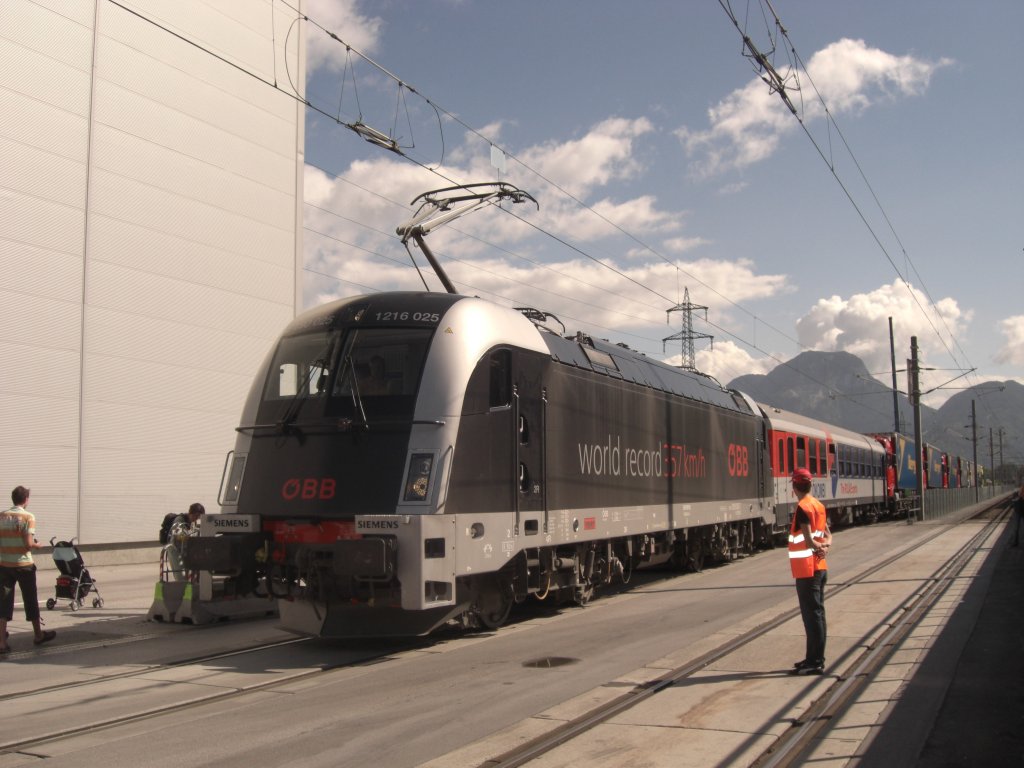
[[46, 598, 56, 610], [93, 598, 103, 608], [70, 600, 80, 611]]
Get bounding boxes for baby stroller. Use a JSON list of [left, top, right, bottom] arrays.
[[46, 537, 104, 611]]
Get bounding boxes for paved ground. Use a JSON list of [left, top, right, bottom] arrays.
[[4, 505, 1021, 767], [905, 523, 1023, 767]]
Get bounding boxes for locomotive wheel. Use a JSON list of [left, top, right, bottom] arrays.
[[573, 581, 594, 606], [687, 538, 706, 573], [474, 575, 514, 630], [740, 525, 755, 555]]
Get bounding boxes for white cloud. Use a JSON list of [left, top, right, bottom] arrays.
[[662, 235, 710, 254], [807, 38, 949, 111], [995, 316, 1024, 365], [303, 165, 788, 346], [302, 111, 792, 357], [677, 38, 952, 178], [305, 0, 383, 73], [716, 181, 749, 196], [795, 279, 973, 403], [687, 340, 776, 384], [536, 194, 681, 243], [519, 117, 654, 198], [303, 115, 711, 301]]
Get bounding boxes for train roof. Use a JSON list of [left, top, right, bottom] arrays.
[[758, 403, 883, 450], [279, 293, 753, 416], [541, 332, 753, 415], [277, 292, 464, 336]]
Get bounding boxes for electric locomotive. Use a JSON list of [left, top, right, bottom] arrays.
[[870, 432, 920, 517], [198, 291, 777, 637], [183, 183, 976, 638]]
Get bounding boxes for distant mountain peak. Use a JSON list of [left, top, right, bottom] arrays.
[[729, 350, 919, 435]]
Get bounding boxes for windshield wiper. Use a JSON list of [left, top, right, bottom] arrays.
[[337, 353, 370, 432], [274, 339, 337, 439]]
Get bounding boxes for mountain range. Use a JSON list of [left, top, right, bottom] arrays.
[[727, 351, 1024, 475]]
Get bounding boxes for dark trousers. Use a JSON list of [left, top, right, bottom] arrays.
[[0, 565, 40, 622], [795, 570, 827, 666]]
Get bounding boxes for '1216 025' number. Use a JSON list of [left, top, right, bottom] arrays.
[[375, 311, 440, 323]]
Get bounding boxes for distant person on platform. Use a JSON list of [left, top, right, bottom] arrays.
[[788, 468, 831, 676], [0, 486, 57, 654], [1012, 483, 1024, 547], [160, 503, 205, 581], [180, 502, 205, 532]]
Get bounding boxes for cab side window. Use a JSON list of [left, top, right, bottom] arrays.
[[489, 349, 511, 409]]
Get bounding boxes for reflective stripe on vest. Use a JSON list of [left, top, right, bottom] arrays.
[[788, 496, 827, 579]]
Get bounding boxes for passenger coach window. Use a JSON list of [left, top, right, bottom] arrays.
[[796, 437, 806, 471], [786, 437, 795, 474], [809, 440, 819, 475], [489, 350, 511, 409]]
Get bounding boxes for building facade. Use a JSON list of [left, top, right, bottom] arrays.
[[0, 0, 305, 543]]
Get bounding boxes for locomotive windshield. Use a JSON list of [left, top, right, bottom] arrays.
[[257, 327, 433, 425]]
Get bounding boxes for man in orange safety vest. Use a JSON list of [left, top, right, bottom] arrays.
[[788, 467, 832, 675]]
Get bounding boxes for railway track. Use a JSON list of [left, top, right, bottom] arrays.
[[0, 634, 414, 757], [2, 498, 1009, 766], [473, 498, 1011, 768], [0, 635, 310, 704]]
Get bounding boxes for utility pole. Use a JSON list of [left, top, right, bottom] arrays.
[[997, 428, 1005, 483], [989, 428, 995, 485], [971, 400, 979, 503], [663, 287, 713, 371], [889, 317, 900, 433], [909, 336, 924, 521]]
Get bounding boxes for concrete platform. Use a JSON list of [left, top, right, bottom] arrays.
[[419, 503, 1023, 768], [4, 508, 1021, 768]]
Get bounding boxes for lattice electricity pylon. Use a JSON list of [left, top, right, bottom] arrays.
[[663, 287, 713, 370]]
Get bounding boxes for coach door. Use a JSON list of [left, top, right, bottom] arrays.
[[756, 423, 768, 505], [512, 351, 547, 537]]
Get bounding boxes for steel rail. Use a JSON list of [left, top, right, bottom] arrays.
[[0, 635, 309, 703], [477, 499, 1009, 768], [0, 636, 412, 755], [752, 502, 1010, 768]]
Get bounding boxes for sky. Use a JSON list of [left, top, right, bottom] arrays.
[[297, 0, 1023, 410]]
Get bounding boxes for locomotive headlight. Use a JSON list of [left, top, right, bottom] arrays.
[[404, 453, 434, 502]]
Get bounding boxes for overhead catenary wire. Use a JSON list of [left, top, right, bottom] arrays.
[[93, 0, 828, 363], [303, 172, 896, 423], [103, 0, 960, 429], [716, 0, 982, 396]]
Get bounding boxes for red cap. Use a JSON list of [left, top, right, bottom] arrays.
[[792, 468, 812, 484]]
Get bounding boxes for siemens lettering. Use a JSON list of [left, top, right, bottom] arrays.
[[356, 519, 401, 532]]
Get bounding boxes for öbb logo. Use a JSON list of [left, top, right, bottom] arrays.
[[281, 477, 336, 500]]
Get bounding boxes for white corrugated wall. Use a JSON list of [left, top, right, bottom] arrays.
[[0, 0, 304, 543]]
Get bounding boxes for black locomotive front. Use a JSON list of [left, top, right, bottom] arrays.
[[198, 294, 462, 623]]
